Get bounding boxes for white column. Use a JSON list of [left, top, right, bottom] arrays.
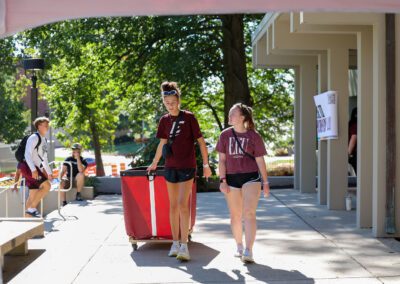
[[294, 66, 301, 190], [372, 16, 388, 237], [0, 254, 3, 284], [357, 28, 374, 228], [327, 48, 349, 210], [318, 140, 327, 204], [0, 0, 5, 35], [318, 52, 328, 205], [299, 62, 317, 193], [395, 14, 400, 237]]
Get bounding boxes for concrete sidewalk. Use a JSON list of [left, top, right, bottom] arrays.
[[3, 189, 400, 283]]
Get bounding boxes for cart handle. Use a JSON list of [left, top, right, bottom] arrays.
[[147, 171, 157, 181]]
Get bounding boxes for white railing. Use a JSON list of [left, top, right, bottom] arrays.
[[1, 160, 75, 220], [0, 177, 26, 217], [40, 161, 74, 220]]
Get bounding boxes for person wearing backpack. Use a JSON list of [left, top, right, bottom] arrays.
[[147, 81, 212, 261], [18, 117, 53, 217], [216, 103, 270, 264]]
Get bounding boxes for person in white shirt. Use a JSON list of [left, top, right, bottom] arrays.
[[19, 117, 53, 217]]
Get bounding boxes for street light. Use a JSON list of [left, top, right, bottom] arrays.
[[23, 58, 45, 132]]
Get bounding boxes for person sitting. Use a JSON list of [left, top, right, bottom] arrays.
[[60, 143, 87, 206]]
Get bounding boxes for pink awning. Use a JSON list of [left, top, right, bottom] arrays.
[[1, 0, 400, 37]]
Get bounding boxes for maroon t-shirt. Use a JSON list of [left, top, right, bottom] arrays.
[[216, 127, 267, 174], [156, 110, 203, 169]]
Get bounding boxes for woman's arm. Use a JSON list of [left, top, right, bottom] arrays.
[[197, 137, 212, 179], [256, 156, 270, 198], [218, 152, 230, 194], [348, 134, 357, 155], [147, 139, 168, 172]]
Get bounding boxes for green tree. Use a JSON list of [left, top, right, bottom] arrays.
[[22, 15, 294, 156], [0, 38, 28, 143], [40, 44, 120, 176]]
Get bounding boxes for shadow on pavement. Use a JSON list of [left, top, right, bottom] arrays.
[[130, 242, 219, 268], [130, 242, 314, 283], [245, 262, 315, 283], [3, 249, 45, 283]]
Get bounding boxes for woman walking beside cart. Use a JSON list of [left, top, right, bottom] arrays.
[[148, 81, 212, 261], [216, 103, 270, 263]]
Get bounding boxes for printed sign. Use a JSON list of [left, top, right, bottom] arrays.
[[314, 91, 338, 140]]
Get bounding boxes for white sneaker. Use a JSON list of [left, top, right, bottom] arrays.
[[168, 242, 180, 257], [176, 244, 191, 261], [234, 245, 244, 257], [241, 249, 254, 263]]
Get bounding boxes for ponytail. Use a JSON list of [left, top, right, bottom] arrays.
[[233, 103, 255, 130]]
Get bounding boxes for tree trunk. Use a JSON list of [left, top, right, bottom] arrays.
[[220, 14, 252, 127], [89, 119, 105, 177]]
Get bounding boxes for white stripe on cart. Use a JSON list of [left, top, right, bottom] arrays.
[[149, 177, 157, 237]]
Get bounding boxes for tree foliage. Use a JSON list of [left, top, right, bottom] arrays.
[[21, 14, 294, 163], [0, 38, 28, 143], [39, 44, 121, 175]]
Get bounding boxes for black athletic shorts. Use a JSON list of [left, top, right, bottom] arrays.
[[226, 171, 261, 188], [164, 168, 196, 183]]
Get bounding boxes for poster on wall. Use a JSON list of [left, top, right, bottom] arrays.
[[314, 91, 338, 140]]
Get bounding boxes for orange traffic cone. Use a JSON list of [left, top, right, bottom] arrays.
[[111, 164, 118, 176], [120, 163, 126, 172], [86, 166, 97, 176]]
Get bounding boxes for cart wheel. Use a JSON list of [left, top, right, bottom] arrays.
[[128, 237, 138, 251]]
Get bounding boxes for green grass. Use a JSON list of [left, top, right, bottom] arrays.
[[266, 157, 294, 176], [102, 142, 144, 155], [267, 159, 294, 167], [0, 168, 17, 174]]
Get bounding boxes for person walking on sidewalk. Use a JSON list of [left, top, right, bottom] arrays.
[[216, 103, 270, 263], [147, 81, 212, 261], [60, 143, 88, 206], [19, 117, 53, 217]]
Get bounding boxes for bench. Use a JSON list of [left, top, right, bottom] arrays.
[[40, 185, 95, 215], [0, 218, 44, 282]]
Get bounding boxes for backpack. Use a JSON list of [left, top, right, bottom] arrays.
[[15, 133, 42, 163]]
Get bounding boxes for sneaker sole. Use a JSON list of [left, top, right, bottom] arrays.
[[25, 212, 41, 218], [176, 255, 191, 261], [168, 253, 178, 257], [241, 257, 255, 264]]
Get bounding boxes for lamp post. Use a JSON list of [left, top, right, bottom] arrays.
[[23, 58, 45, 132], [44, 110, 55, 162]]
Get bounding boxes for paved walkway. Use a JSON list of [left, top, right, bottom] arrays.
[[3, 189, 400, 284]]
